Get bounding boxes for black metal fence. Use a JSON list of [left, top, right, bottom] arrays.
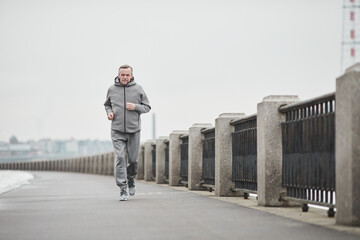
[[180, 135, 189, 184], [231, 115, 257, 195], [279, 93, 336, 216], [165, 141, 169, 181], [152, 144, 156, 179], [202, 128, 215, 186]]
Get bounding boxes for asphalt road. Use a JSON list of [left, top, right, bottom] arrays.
[[0, 172, 358, 240]]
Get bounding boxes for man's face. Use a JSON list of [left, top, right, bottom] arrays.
[[118, 68, 132, 86]]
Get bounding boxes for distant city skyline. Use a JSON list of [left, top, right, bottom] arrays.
[[0, 135, 113, 163]]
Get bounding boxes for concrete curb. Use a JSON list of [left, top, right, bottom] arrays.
[[138, 180, 360, 237]]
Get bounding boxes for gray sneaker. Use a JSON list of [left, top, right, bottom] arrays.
[[128, 179, 136, 196], [120, 188, 128, 201]]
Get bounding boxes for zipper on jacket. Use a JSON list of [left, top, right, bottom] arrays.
[[124, 86, 126, 132]]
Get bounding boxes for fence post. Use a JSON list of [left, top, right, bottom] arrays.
[[156, 137, 168, 184], [169, 130, 188, 186], [336, 63, 360, 226], [144, 140, 156, 181], [136, 146, 145, 180], [215, 113, 245, 197], [188, 123, 212, 190], [257, 95, 300, 206]]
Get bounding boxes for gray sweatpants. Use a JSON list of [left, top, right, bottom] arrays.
[[111, 130, 140, 190]]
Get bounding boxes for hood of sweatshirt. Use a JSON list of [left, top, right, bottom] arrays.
[[114, 76, 136, 87]]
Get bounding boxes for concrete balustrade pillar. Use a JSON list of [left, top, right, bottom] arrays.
[[106, 153, 110, 175], [144, 140, 156, 181], [98, 155, 102, 174], [72, 158, 77, 172], [169, 130, 188, 186], [72, 158, 75, 172], [156, 137, 169, 184], [67, 159, 71, 172], [90, 156, 93, 173], [136, 146, 145, 180], [109, 152, 115, 176], [94, 155, 100, 174], [74, 158, 78, 172], [215, 113, 246, 197], [81, 158, 85, 173], [60, 160, 64, 171], [188, 123, 213, 190], [76, 158, 80, 172], [59, 160, 62, 171], [78, 158, 82, 172], [257, 95, 300, 206], [84, 158, 88, 173], [336, 63, 360, 226], [93, 156, 97, 174], [78, 158, 83, 173], [84, 157, 89, 173], [100, 155, 105, 175]]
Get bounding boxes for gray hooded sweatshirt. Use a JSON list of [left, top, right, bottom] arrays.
[[104, 77, 151, 133]]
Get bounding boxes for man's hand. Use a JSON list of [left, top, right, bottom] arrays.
[[107, 112, 114, 120], [126, 102, 136, 111]]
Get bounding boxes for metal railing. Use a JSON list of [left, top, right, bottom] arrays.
[[180, 134, 189, 185], [0, 152, 114, 176], [231, 114, 257, 198], [279, 92, 336, 217], [202, 127, 215, 188], [164, 140, 169, 182], [151, 144, 156, 179]]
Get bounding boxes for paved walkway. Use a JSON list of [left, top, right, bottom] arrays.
[[0, 172, 358, 240]]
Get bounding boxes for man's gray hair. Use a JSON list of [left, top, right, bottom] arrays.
[[118, 64, 133, 75]]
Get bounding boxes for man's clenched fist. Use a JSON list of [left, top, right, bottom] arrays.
[[108, 112, 114, 120]]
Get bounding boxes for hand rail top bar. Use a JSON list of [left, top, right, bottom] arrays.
[[279, 92, 335, 113], [179, 134, 189, 139], [201, 127, 215, 134], [230, 114, 257, 126]]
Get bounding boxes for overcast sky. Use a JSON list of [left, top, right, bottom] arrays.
[[0, 0, 344, 143]]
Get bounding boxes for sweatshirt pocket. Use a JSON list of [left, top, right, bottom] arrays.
[[126, 111, 140, 131]]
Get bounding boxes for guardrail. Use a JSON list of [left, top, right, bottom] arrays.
[[231, 114, 257, 199], [179, 134, 189, 186], [201, 127, 215, 190], [0, 152, 114, 176], [279, 93, 336, 217], [164, 140, 169, 183]]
